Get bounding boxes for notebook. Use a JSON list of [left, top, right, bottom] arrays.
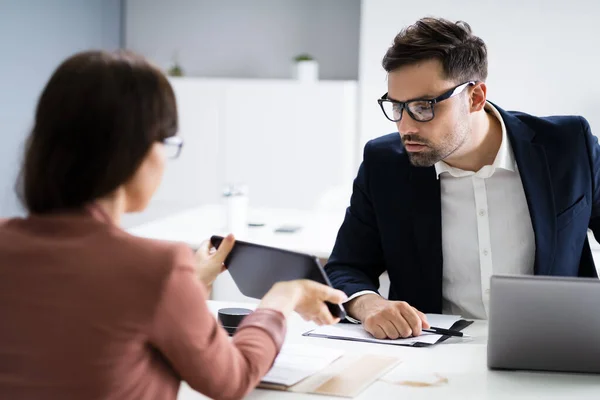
[[261, 343, 345, 387]]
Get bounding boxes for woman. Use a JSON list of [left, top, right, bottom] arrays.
[[0, 50, 346, 400]]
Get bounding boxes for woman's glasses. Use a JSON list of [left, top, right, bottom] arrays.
[[161, 136, 184, 159]]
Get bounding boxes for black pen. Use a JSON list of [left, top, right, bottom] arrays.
[[422, 326, 464, 337]]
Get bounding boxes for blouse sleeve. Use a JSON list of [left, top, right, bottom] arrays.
[[149, 251, 286, 400]]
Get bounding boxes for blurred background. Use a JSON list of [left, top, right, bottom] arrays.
[[1, 0, 599, 225]]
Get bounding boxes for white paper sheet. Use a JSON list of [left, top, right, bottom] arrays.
[[425, 314, 463, 329], [303, 314, 462, 347], [261, 343, 345, 387]]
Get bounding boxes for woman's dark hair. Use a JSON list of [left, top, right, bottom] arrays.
[[17, 50, 178, 214], [382, 17, 488, 83]]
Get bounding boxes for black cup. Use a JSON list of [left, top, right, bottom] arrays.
[[218, 307, 253, 336]]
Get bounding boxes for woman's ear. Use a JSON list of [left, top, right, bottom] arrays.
[[122, 143, 166, 213]]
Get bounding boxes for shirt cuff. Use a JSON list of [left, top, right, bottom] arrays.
[[343, 290, 380, 324]]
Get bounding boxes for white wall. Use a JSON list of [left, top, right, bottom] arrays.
[[0, 0, 122, 217], [122, 77, 358, 228], [125, 0, 360, 80], [358, 0, 600, 158]]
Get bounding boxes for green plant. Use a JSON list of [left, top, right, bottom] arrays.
[[167, 62, 184, 77], [293, 53, 314, 62], [167, 51, 184, 77]]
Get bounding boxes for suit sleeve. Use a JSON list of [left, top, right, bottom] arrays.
[[149, 247, 286, 400], [325, 141, 386, 297], [583, 117, 600, 233]]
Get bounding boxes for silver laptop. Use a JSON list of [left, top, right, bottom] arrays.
[[487, 274, 600, 374]]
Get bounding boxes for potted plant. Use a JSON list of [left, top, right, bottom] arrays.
[[292, 53, 319, 82], [167, 62, 184, 77], [167, 51, 184, 77]]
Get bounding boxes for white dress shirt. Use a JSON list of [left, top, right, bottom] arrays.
[[346, 103, 536, 321], [436, 103, 535, 319]]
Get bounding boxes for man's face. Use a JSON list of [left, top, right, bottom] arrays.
[[387, 59, 472, 167]]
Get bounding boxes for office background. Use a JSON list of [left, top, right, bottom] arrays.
[[1, 0, 599, 224]]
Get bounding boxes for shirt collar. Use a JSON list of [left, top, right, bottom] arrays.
[[434, 102, 516, 179]]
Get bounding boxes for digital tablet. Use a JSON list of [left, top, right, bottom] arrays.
[[210, 235, 346, 319]]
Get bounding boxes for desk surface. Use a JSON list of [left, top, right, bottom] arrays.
[[127, 205, 600, 257], [177, 301, 600, 400], [128, 205, 347, 302], [127, 204, 344, 259]]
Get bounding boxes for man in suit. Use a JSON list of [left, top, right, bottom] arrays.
[[325, 17, 600, 340]]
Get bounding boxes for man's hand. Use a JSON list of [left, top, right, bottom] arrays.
[[346, 294, 430, 339]]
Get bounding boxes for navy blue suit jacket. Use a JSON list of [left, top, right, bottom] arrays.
[[325, 105, 600, 313]]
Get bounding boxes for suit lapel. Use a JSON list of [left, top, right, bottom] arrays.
[[409, 166, 443, 305], [499, 107, 556, 275], [407, 104, 556, 301]]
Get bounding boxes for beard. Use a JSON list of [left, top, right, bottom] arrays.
[[402, 118, 470, 167], [402, 135, 445, 167]]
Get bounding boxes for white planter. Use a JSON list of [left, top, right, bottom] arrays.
[[293, 60, 319, 82]]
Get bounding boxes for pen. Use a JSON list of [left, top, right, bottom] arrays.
[[422, 326, 464, 337]]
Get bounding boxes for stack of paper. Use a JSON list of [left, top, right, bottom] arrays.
[[261, 343, 345, 387], [304, 314, 462, 347]]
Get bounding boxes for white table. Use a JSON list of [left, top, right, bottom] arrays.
[[127, 204, 355, 302], [127, 204, 345, 259], [177, 301, 600, 400]]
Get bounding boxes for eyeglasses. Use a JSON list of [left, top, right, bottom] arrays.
[[377, 81, 476, 123], [161, 136, 184, 159]]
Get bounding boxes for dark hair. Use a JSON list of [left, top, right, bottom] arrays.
[[17, 50, 178, 214], [382, 17, 488, 82]]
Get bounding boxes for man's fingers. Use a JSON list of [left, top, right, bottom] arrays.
[[414, 308, 430, 329], [361, 301, 429, 339], [400, 306, 423, 336], [388, 316, 412, 338], [377, 321, 400, 339], [381, 321, 401, 339], [365, 323, 387, 340]]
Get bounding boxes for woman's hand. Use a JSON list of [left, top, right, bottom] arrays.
[[195, 234, 235, 288], [258, 280, 347, 325]]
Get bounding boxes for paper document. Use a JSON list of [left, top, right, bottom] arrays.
[[424, 314, 463, 329], [303, 314, 462, 347], [261, 343, 345, 387]]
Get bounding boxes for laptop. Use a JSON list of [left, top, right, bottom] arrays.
[[487, 274, 600, 374]]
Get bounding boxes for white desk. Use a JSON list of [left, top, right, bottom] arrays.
[[127, 205, 600, 262], [127, 204, 354, 302], [177, 301, 600, 400], [127, 205, 599, 301], [127, 204, 345, 259]]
